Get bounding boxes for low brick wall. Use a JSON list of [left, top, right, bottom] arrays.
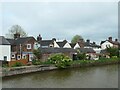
[[8, 59, 29, 67]]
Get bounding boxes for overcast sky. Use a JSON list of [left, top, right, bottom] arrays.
[[1, 1, 118, 44]]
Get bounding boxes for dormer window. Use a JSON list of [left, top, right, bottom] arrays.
[[49, 44, 53, 47], [27, 44, 31, 49]]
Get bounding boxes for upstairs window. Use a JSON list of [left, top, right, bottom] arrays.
[[27, 44, 31, 49]]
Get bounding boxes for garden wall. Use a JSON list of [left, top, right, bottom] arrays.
[[8, 59, 29, 67]]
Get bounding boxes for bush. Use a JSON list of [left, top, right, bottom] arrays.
[[12, 62, 23, 67], [48, 53, 72, 68], [77, 53, 86, 60], [32, 60, 41, 65]]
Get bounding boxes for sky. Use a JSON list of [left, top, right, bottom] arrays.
[[0, 1, 119, 44]]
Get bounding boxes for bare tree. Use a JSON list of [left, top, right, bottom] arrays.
[[5, 25, 28, 38]]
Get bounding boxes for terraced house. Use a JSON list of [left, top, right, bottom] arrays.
[[6, 33, 36, 61]]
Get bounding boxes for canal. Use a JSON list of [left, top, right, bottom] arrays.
[[2, 64, 118, 88]]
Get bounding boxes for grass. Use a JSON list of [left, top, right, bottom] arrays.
[[70, 57, 120, 67]]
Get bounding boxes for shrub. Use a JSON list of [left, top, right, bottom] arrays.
[[48, 53, 72, 68], [12, 62, 23, 67], [32, 60, 41, 65], [77, 53, 86, 60]]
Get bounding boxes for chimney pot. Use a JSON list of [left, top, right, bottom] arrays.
[[108, 37, 112, 41]]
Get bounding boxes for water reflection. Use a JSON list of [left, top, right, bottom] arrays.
[[2, 65, 118, 88]]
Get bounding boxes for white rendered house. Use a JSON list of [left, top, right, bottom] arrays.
[[101, 41, 113, 50], [0, 36, 11, 61]]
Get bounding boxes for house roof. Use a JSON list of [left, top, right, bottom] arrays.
[[6, 39, 15, 45], [39, 40, 54, 46], [84, 42, 100, 48], [56, 40, 67, 47], [70, 43, 76, 48], [0, 36, 10, 45], [40, 48, 76, 54], [77, 48, 96, 53], [6, 37, 36, 45], [100, 50, 109, 54], [100, 40, 120, 45]]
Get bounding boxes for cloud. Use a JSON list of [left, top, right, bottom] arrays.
[[2, 2, 118, 44]]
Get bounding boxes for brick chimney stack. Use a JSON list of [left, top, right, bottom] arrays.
[[14, 33, 20, 40], [108, 37, 112, 42], [93, 42, 96, 44], [115, 39, 118, 42], [86, 39, 90, 43], [37, 34, 42, 41]]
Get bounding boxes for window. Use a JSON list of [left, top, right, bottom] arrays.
[[11, 54, 15, 59], [27, 44, 31, 49], [4, 56, 7, 61], [22, 55, 26, 59], [17, 55, 21, 60]]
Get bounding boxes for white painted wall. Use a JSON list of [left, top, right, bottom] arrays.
[[54, 41, 60, 48], [0, 45, 11, 61], [63, 42, 71, 48], [101, 41, 113, 50], [93, 48, 102, 54], [74, 43, 80, 49]]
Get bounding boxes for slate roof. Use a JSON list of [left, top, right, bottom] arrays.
[[6, 39, 15, 45], [0, 36, 10, 45], [100, 40, 120, 45], [40, 48, 76, 54], [70, 43, 76, 48], [100, 50, 109, 54], [6, 37, 35, 45], [77, 48, 96, 53], [56, 40, 67, 47], [38, 40, 54, 47], [84, 42, 100, 48]]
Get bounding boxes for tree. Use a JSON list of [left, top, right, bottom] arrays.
[[71, 35, 84, 44], [5, 25, 27, 39], [106, 47, 119, 57], [33, 49, 42, 60]]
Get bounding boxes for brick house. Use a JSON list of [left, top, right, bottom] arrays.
[[6, 33, 36, 61], [39, 48, 77, 62]]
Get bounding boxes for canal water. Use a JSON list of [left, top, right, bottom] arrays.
[[2, 64, 118, 88]]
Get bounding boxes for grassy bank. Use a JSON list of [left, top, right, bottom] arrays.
[[70, 58, 120, 68]]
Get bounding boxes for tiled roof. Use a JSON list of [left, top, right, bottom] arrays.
[[84, 42, 100, 48], [40, 48, 76, 54], [6, 37, 36, 45], [70, 43, 76, 48], [100, 40, 120, 45], [39, 40, 54, 46], [77, 48, 96, 53], [0, 36, 10, 45], [56, 40, 67, 47]]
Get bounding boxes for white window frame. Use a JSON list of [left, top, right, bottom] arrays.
[[11, 54, 15, 59], [27, 44, 32, 49], [17, 55, 21, 60]]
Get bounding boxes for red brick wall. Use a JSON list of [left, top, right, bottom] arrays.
[[8, 59, 29, 67]]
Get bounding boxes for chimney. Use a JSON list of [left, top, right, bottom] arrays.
[[14, 33, 20, 39], [52, 38, 56, 41], [93, 42, 96, 44], [108, 37, 112, 42], [86, 39, 90, 43], [115, 39, 118, 42], [37, 34, 42, 41], [78, 39, 84, 43]]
